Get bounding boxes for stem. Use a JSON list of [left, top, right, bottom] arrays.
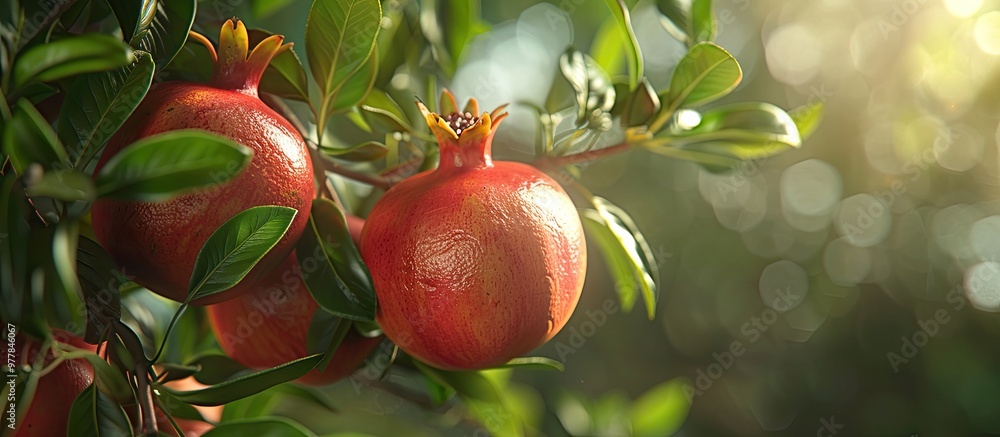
[[314, 148, 395, 191], [534, 141, 633, 169], [136, 369, 157, 436]]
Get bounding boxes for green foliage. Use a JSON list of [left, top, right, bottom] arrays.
[[126, 0, 196, 71], [203, 417, 318, 437], [11, 34, 133, 89], [629, 379, 690, 437], [295, 198, 377, 321], [93, 130, 253, 201], [3, 99, 68, 173], [164, 354, 324, 405], [602, 0, 643, 90], [67, 383, 133, 437], [187, 205, 297, 300], [248, 29, 310, 102]]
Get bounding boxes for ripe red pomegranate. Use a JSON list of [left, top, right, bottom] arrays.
[[360, 92, 587, 370], [11, 330, 97, 437], [91, 18, 314, 305], [207, 251, 383, 385]]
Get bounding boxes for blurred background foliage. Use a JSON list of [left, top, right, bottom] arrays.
[[7, 0, 1000, 435]]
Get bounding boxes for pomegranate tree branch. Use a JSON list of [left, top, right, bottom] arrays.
[[312, 150, 395, 191], [534, 141, 633, 169]]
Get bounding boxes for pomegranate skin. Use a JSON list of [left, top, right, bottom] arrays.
[[206, 253, 383, 385], [13, 330, 97, 437], [91, 20, 314, 305], [361, 95, 586, 370]]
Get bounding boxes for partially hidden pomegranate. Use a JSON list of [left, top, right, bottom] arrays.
[[11, 330, 97, 437], [360, 91, 587, 370], [207, 251, 383, 385], [91, 18, 314, 305]]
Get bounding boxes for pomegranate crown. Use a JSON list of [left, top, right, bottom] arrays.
[[418, 89, 508, 169], [188, 18, 291, 95]]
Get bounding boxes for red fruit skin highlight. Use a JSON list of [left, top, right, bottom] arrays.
[[361, 95, 586, 370], [90, 20, 314, 305]]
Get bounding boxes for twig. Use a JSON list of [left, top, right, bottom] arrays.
[[533, 141, 633, 169]]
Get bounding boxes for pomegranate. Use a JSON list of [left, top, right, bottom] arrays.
[[11, 330, 97, 437], [91, 18, 314, 305], [360, 91, 587, 370], [206, 251, 383, 385]]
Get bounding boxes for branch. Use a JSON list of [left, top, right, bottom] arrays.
[[533, 141, 633, 169], [311, 145, 396, 191]]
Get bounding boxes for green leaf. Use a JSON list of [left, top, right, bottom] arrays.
[[416, 363, 523, 437], [165, 354, 323, 406], [164, 34, 215, 83], [248, 29, 310, 102], [295, 198, 377, 321], [106, 0, 156, 41], [77, 351, 134, 404], [691, 0, 716, 43], [582, 198, 660, 319], [129, 0, 195, 71], [329, 52, 379, 113], [94, 130, 253, 201], [12, 34, 133, 89], [0, 173, 30, 322], [494, 357, 565, 372], [307, 313, 351, 371], [669, 102, 802, 162], [360, 88, 412, 133], [623, 78, 660, 127], [601, 0, 643, 90], [306, 0, 382, 125], [57, 50, 155, 171], [203, 417, 318, 437], [23, 169, 94, 202], [322, 141, 388, 162], [590, 16, 627, 78], [66, 383, 134, 437], [187, 206, 297, 300], [190, 354, 252, 385], [3, 99, 68, 174], [788, 101, 824, 140], [630, 379, 690, 437], [76, 237, 123, 344], [420, 0, 487, 75], [662, 42, 741, 110], [558, 48, 616, 125]]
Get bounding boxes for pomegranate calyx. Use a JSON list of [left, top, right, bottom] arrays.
[[197, 18, 291, 96], [418, 89, 508, 170]]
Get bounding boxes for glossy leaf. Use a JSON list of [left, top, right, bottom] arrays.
[[203, 417, 318, 437], [248, 29, 310, 102], [582, 198, 659, 319], [656, 0, 716, 44], [3, 99, 68, 174], [57, 50, 155, 171], [496, 357, 565, 372], [322, 141, 388, 162], [789, 101, 825, 140], [691, 0, 717, 43], [420, 0, 487, 74], [662, 42, 741, 110], [76, 237, 122, 344], [77, 351, 134, 403], [602, 0, 643, 90], [106, 0, 156, 41], [630, 379, 690, 437], [361, 88, 412, 132], [623, 78, 660, 127], [24, 169, 95, 202], [190, 354, 252, 385], [306, 0, 382, 122], [129, 0, 195, 71], [94, 130, 252, 201], [12, 34, 133, 89], [295, 198, 377, 321], [66, 383, 133, 437], [670, 102, 802, 162], [558, 48, 616, 125], [590, 16, 627, 78], [330, 52, 379, 113], [307, 312, 351, 371], [0, 173, 31, 320], [416, 363, 523, 436], [187, 206, 297, 300], [165, 354, 323, 406]]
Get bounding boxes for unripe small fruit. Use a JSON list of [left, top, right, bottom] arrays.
[[361, 92, 587, 370]]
